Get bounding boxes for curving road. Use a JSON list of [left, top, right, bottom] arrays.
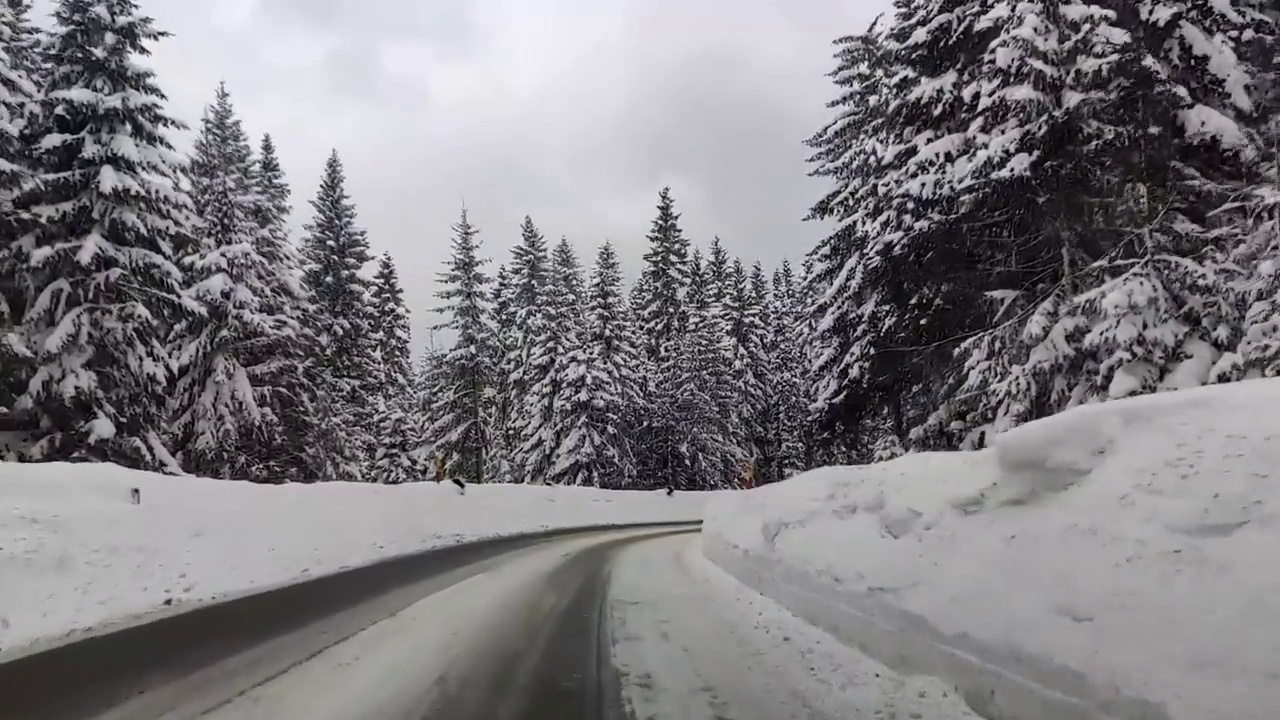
[[1, 525, 980, 720]]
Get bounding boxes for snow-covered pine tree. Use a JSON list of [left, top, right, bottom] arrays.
[[652, 252, 738, 490], [373, 390, 424, 484], [704, 235, 732, 329], [0, 0, 38, 222], [802, 19, 903, 455], [425, 207, 498, 483], [553, 237, 586, 326], [746, 262, 776, 479], [494, 263, 516, 333], [243, 132, 317, 481], [368, 252, 420, 484], [720, 258, 754, 455], [636, 187, 691, 364], [553, 241, 645, 487], [917, 0, 1271, 443], [0, 0, 41, 418], [411, 332, 444, 476], [169, 83, 298, 480], [488, 262, 517, 482], [807, 0, 1273, 454], [369, 252, 411, 395], [622, 270, 661, 483], [299, 150, 376, 480], [8, 0, 192, 469], [548, 240, 636, 487], [1217, 5, 1280, 380], [502, 216, 550, 479], [769, 260, 808, 479], [518, 237, 585, 484]]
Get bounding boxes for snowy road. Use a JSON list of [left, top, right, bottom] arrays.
[[4, 526, 980, 720]]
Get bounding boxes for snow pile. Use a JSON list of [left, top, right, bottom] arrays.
[[703, 378, 1280, 720], [0, 463, 708, 658]]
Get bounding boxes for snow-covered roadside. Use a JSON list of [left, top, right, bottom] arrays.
[[0, 462, 709, 658], [609, 533, 980, 720], [702, 378, 1280, 720]]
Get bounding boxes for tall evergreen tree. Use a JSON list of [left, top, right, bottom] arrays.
[[489, 261, 518, 482], [807, 1, 1275, 454], [169, 83, 295, 479], [0, 0, 37, 218], [369, 252, 411, 394], [637, 187, 691, 363], [922, 0, 1268, 444], [425, 208, 498, 483], [7, 0, 192, 469], [770, 260, 808, 478], [803, 22, 898, 452], [705, 235, 732, 327], [637, 246, 738, 489], [368, 252, 419, 484], [300, 150, 376, 480], [503, 215, 551, 479], [0, 0, 41, 418], [723, 259, 769, 466], [244, 132, 317, 481], [550, 241, 645, 487], [373, 389, 424, 484], [517, 237, 584, 484]]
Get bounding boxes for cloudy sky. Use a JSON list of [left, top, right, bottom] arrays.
[[39, 0, 890, 353]]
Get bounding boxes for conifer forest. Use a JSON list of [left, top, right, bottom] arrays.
[[3, 0, 1280, 489]]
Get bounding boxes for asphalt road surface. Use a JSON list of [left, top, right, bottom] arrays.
[[2, 525, 981, 720]]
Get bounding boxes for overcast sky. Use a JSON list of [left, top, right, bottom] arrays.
[[37, 0, 890, 354]]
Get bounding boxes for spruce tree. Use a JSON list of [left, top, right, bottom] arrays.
[[1219, 12, 1280, 380], [640, 246, 737, 490], [0, 0, 38, 218], [503, 215, 551, 479], [807, 1, 1274, 453], [803, 22, 899, 452], [369, 252, 411, 395], [425, 208, 498, 483], [244, 132, 317, 481], [923, 0, 1270, 442], [770, 260, 807, 479], [300, 150, 376, 480], [637, 187, 691, 363], [373, 391, 424, 484], [665, 272, 738, 490], [8, 0, 192, 469], [517, 237, 584, 484], [722, 259, 769, 469], [550, 241, 645, 487], [0, 0, 41, 418], [489, 262, 517, 481], [745, 262, 776, 478], [705, 235, 732, 328], [368, 252, 419, 483], [169, 83, 294, 479]]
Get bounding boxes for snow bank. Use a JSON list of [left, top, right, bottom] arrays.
[[703, 378, 1280, 720], [0, 463, 709, 658]]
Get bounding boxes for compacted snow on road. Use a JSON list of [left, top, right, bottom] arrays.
[[609, 533, 977, 720], [170, 528, 976, 720]]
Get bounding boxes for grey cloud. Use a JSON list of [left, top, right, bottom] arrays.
[[258, 0, 478, 52], [39, 0, 893, 351]]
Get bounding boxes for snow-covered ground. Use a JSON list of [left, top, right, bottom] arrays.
[[610, 534, 979, 720], [0, 462, 708, 658], [703, 378, 1280, 720]]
